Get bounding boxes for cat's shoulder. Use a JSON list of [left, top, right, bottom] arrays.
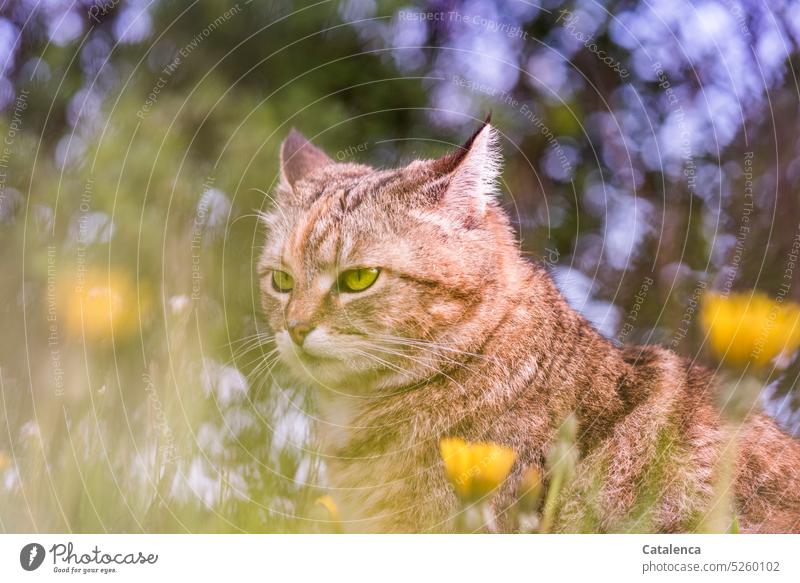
[[618, 343, 716, 408]]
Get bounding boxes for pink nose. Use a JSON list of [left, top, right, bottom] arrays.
[[288, 321, 313, 346]]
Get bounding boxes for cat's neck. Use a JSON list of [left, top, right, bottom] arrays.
[[486, 261, 633, 441]]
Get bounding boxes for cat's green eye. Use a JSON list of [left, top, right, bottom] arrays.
[[271, 270, 295, 293], [339, 268, 380, 292]]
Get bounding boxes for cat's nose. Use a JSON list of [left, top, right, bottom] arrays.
[[287, 321, 314, 346]]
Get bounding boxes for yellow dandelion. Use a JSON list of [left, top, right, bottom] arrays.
[[60, 269, 143, 340], [440, 437, 516, 502], [701, 292, 800, 368], [314, 495, 339, 522]]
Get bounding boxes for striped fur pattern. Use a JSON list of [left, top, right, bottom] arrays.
[[258, 123, 800, 533]]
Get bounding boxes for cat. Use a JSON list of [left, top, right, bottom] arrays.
[[258, 120, 800, 533]]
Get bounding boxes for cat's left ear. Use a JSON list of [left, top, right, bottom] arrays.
[[433, 117, 502, 217], [279, 128, 333, 189]]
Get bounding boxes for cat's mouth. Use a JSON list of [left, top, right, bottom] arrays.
[[276, 327, 407, 386], [276, 328, 355, 376], [289, 345, 337, 363]]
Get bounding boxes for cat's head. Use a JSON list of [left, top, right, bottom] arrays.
[[258, 121, 522, 392]]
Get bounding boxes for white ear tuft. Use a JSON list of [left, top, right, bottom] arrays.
[[434, 121, 502, 217], [451, 123, 501, 200]]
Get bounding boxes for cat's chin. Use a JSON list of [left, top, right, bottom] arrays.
[[277, 347, 417, 393], [275, 329, 428, 392], [275, 332, 367, 387], [284, 359, 353, 387]]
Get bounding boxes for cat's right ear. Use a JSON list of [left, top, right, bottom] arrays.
[[279, 129, 333, 189]]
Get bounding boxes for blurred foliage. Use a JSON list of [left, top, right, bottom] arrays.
[[0, 0, 799, 532]]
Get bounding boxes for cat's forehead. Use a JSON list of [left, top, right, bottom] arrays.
[[263, 165, 415, 272], [293, 164, 402, 203]]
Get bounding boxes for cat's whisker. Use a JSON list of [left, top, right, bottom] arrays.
[[226, 333, 276, 356], [364, 344, 481, 389], [234, 348, 280, 372], [222, 341, 278, 371], [350, 349, 410, 377], [227, 332, 275, 350], [250, 358, 281, 384], [355, 349, 408, 373], [249, 356, 283, 400], [223, 342, 273, 364], [247, 347, 282, 379], [371, 342, 485, 377], [367, 333, 496, 362], [365, 336, 491, 375], [226, 331, 274, 348], [228, 346, 277, 368]]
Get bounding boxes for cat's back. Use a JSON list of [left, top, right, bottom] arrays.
[[618, 344, 717, 417], [607, 343, 800, 532]]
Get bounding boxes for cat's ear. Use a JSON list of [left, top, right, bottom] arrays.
[[279, 128, 333, 188], [432, 117, 501, 218]]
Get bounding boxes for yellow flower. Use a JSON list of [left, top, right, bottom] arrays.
[[314, 495, 339, 522], [440, 437, 516, 501], [61, 269, 142, 340], [701, 292, 800, 368]]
